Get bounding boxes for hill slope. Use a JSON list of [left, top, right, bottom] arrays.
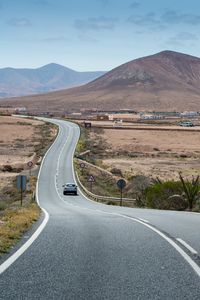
[[1, 51, 200, 112], [0, 63, 105, 97]]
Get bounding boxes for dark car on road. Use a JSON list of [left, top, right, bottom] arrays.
[[63, 183, 78, 195]]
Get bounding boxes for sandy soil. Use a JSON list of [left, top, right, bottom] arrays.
[[101, 129, 200, 153], [94, 128, 200, 180], [0, 116, 44, 184]]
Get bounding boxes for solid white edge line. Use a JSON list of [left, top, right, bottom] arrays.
[[115, 214, 200, 278], [65, 121, 200, 278], [6, 119, 197, 280], [0, 118, 62, 275], [176, 238, 198, 255], [138, 218, 149, 223]]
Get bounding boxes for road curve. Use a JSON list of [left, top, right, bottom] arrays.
[[1, 119, 200, 300]]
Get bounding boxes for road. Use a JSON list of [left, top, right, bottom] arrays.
[[1, 119, 200, 299]]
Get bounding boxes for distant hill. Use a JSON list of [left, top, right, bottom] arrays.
[[0, 63, 105, 97], [1, 51, 200, 112]]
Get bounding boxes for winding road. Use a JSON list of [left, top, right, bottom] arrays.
[[1, 119, 200, 299]]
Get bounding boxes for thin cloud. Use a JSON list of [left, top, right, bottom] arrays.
[[128, 10, 200, 29], [74, 16, 117, 31], [128, 12, 159, 26], [130, 2, 140, 9], [8, 18, 32, 27], [162, 10, 200, 25], [167, 32, 198, 46]]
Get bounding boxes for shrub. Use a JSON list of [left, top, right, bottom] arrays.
[[2, 165, 13, 172], [179, 173, 200, 210], [110, 168, 123, 177], [107, 201, 117, 206], [145, 181, 187, 210]]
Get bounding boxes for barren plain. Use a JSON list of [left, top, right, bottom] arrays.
[[0, 116, 57, 195], [91, 127, 200, 181]]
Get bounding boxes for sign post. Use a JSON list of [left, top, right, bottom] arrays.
[[27, 161, 33, 176], [117, 179, 126, 206], [88, 175, 95, 192], [17, 175, 27, 206], [80, 162, 86, 176]]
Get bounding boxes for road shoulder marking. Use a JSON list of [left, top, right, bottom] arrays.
[[0, 118, 62, 274], [113, 213, 200, 278], [176, 238, 198, 255], [138, 218, 149, 223]]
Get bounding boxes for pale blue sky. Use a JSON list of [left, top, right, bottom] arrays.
[[0, 0, 200, 70]]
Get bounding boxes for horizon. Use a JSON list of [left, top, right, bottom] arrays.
[[1, 0, 199, 71], [1, 49, 200, 71]]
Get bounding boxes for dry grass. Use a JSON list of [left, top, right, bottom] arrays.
[[0, 203, 40, 255], [0, 116, 58, 256]]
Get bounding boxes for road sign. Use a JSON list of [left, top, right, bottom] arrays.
[[117, 179, 126, 207], [27, 161, 33, 168], [117, 179, 126, 190], [17, 175, 27, 191], [88, 175, 95, 192], [84, 122, 92, 128], [80, 162, 85, 168], [88, 175, 95, 182], [17, 175, 27, 206]]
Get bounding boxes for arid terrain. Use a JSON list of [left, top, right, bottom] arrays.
[[1, 50, 200, 113], [0, 116, 57, 197], [0, 116, 58, 255], [88, 126, 200, 181]]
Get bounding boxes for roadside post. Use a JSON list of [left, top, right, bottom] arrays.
[[27, 161, 33, 176], [88, 175, 95, 193], [80, 162, 86, 176], [117, 179, 126, 206], [17, 175, 27, 206]]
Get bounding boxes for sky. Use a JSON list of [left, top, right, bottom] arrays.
[[0, 0, 200, 71]]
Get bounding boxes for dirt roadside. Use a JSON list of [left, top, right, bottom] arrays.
[[0, 116, 58, 256]]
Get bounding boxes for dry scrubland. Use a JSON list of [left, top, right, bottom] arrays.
[[0, 116, 57, 255], [97, 128, 200, 181], [0, 116, 43, 173], [75, 124, 200, 210]]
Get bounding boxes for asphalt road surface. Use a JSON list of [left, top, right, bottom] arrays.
[[1, 119, 200, 300]]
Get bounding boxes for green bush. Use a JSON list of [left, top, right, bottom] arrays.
[[179, 173, 200, 210], [145, 181, 187, 210]]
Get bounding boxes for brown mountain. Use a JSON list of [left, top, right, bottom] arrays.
[[0, 63, 105, 98], [1, 50, 200, 113]]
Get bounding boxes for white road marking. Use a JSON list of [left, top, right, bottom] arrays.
[[138, 218, 149, 223], [0, 117, 63, 274], [113, 213, 200, 278], [176, 238, 198, 255], [4, 119, 198, 281], [0, 210, 49, 275], [59, 122, 200, 279]]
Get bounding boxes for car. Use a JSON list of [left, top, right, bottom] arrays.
[[178, 121, 194, 127], [63, 183, 78, 195]]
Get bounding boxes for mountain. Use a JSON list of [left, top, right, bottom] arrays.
[[0, 63, 105, 97], [1, 50, 200, 112], [83, 50, 200, 91]]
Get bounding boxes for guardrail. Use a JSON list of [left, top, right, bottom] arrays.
[[75, 171, 136, 205]]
